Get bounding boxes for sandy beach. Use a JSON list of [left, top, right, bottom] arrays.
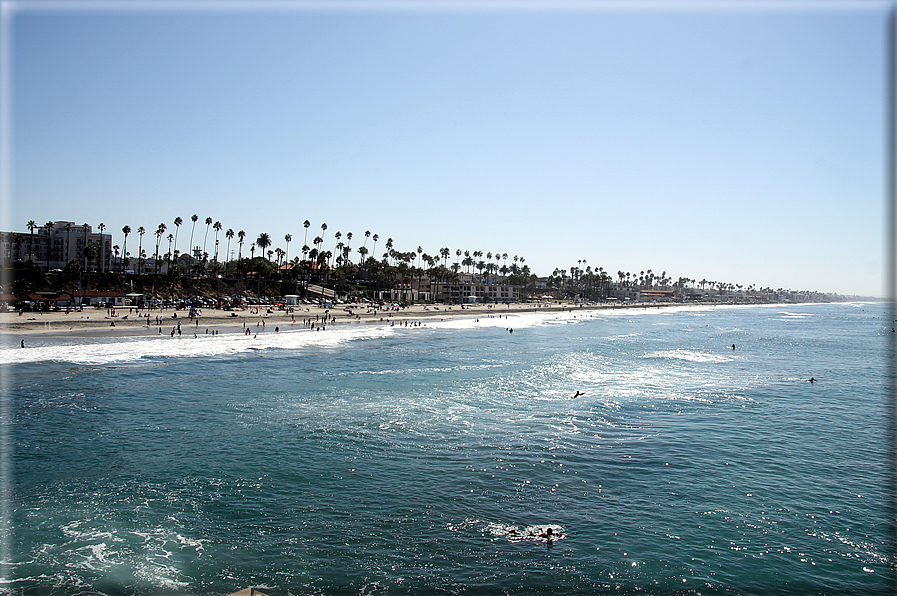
[[0, 300, 680, 339]]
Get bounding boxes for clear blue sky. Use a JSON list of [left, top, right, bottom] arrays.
[[4, 1, 889, 296]]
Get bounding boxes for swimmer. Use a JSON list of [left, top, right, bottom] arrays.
[[20, 339, 24, 348], [732, 344, 736, 350], [571, 391, 585, 399], [808, 377, 817, 383], [539, 528, 554, 539]]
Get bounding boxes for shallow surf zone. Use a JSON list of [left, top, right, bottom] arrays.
[[0, 323, 408, 366], [0, 309, 603, 366]]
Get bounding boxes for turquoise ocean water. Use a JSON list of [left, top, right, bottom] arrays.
[[4, 302, 894, 595]]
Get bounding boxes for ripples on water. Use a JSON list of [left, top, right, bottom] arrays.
[[8, 303, 892, 595]]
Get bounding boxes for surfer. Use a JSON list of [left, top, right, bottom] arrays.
[[732, 344, 736, 350], [808, 377, 817, 383], [20, 339, 24, 348], [572, 391, 585, 399]]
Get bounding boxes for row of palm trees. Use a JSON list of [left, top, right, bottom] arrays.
[[20, 217, 785, 302], [33, 216, 532, 298]]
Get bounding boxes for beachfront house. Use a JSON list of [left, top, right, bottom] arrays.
[[73, 290, 127, 307], [640, 289, 675, 302], [27, 292, 71, 309], [611, 286, 640, 302]]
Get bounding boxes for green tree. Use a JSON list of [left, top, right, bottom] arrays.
[[256, 233, 272, 262], [82, 242, 98, 293], [63, 258, 81, 307]]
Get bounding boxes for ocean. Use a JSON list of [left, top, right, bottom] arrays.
[[4, 302, 894, 595]]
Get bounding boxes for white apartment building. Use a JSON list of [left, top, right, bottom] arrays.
[[2, 221, 113, 272]]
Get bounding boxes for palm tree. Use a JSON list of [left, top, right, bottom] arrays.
[[136, 226, 146, 274], [189, 214, 199, 260], [225, 229, 234, 272], [154, 223, 166, 274], [256, 233, 271, 262], [303, 220, 311, 254], [26, 220, 36, 265], [43, 221, 54, 270], [64, 222, 73, 265], [202, 217, 212, 259], [213, 221, 222, 263], [320, 223, 327, 262], [173, 216, 183, 261], [121, 225, 130, 272], [238, 230, 246, 260], [81, 223, 90, 271], [166, 233, 174, 270], [284, 234, 292, 266], [97, 223, 106, 272]]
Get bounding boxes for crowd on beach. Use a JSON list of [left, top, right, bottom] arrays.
[[3, 299, 645, 340]]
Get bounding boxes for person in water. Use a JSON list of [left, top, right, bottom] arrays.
[[808, 377, 817, 383], [571, 391, 585, 399]]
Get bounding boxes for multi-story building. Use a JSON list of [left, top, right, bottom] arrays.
[[2, 221, 113, 272], [379, 273, 521, 304]]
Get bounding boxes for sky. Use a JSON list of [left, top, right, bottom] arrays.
[[2, 1, 890, 296]]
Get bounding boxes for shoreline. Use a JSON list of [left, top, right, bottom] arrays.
[[0, 299, 861, 341]]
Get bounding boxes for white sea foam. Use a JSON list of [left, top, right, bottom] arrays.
[[644, 349, 735, 364], [0, 323, 404, 366], [2, 311, 587, 366]]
